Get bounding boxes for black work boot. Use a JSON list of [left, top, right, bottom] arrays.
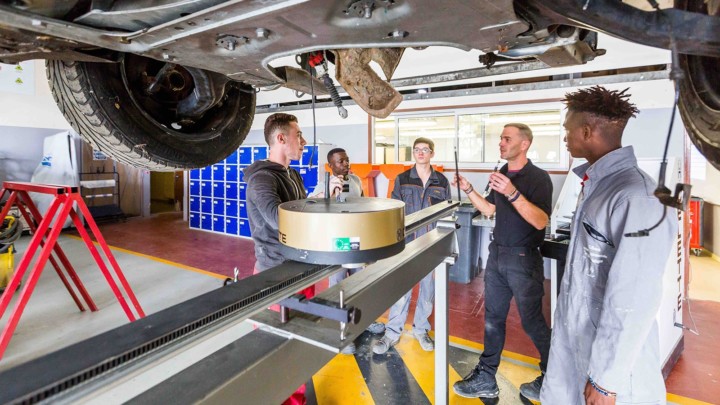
[[519, 373, 544, 401], [452, 365, 499, 398]]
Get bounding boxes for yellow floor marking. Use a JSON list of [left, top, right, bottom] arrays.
[[394, 335, 484, 405], [666, 393, 715, 405], [497, 361, 541, 404], [64, 234, 226, 279], [313, 354, 374, 405]]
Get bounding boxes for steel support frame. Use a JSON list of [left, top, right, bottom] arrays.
[[115, 224, 459, 404]]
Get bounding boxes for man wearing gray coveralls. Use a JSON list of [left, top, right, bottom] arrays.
[[541, 86, 678, 404]]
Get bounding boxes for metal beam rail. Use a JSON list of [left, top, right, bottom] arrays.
[[0, 200, 460, 405]]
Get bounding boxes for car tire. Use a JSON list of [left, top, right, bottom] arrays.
[[46, 56, 256, 171], [676, 0, 720, 170]]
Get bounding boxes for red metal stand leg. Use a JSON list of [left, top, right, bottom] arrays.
[[0, 197, 73, 360], [14, 196, 90, 312], [69, 208, 137, 321], [73, 197, 145, 318]]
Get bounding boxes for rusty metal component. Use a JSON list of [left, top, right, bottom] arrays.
[[270, 65, 328, 95], [333, 48, 404, 118]]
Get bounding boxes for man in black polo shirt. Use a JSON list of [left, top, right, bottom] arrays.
[[452, 123, 552, 401]]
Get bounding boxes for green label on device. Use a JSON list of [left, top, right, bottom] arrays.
[[333, 237, 360, 251]]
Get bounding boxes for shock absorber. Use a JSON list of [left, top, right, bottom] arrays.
[[321, 72, 348, 119], [307, 51, 348, 119]]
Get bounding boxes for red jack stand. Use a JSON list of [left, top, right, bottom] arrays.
[[0, 182, 145, 360]]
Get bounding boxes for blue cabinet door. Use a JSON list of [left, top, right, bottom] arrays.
[[225, 182, 238, 200], [213, 199, 225, 216], [225, 217, 238, 235], [239, 184, 247, 200], [190, 169, 201, 180], [200, 198, 213, 213], [239, 165, 248, 183], [239, 146, 253, 164], [299, 167, 318, 187], [252, 146, 267, 162], [212, 182, 225, 198], [225, 199, 238, 217], [238, 201, 248, 218], [213, 215, 225, 232], [189, 213, 200, 229], [201, 181, 212, 197], [189, 196, 200, 212], [201, 214, 212, 230], [225, 164, 238, 183], [201, 166, 213, 180], [189, 180, 200, 196], [239, 219, 251, 237], [212, 165, 225, 181]]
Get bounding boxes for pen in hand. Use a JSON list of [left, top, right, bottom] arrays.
[[484, 160, 501, 194]]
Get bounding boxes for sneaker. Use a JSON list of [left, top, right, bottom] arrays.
[[340, 342, 356, 355], [452, 366, 499, 398], [413, 331, 434, 351], [372, 335, 399, 355], [367, 321, 385, 334], [519, 374, 543, 401]]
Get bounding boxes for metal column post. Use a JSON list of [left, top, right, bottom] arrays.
[[434, 260, 449, 405]]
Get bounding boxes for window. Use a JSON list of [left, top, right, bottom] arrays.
[[373, 104, 565, 168]]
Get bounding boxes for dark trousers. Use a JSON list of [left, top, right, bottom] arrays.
[[479, 243, 551, 375]]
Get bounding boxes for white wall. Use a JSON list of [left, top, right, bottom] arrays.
[[0, 61, 70, 129]]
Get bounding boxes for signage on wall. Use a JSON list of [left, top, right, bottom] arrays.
[[0, 61, 35, 95]]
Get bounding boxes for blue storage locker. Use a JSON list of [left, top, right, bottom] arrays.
[[212, 182, 225, 198], [239, 165, 248, 183], [201, 166, 212, 180], [239, 184, 247, 200], [190, 169, 201, 180], [225, 164, 238, 183], [189, 196, 200, 212], [189, 180, 200, 196], [239, 219, 251, 237], [252, 146, 267, 162], [225, 217, 238, 235], [189, 213, 200, 229], [200, 181, 212, 197], [225, 199, 238, 217], [201, 214, 212, 230], [302, 146, 318, 166], [200, 198, 213, 213], [290, 158, 301, 167], [213, 199, 225, 216], [212, 164, 225, 181], [225, 182, 238, 200], [299, 167, 318, 187], [213, 215, 224, 232], [239, 146, 252, 164], [238, 201, 248, 218], [225, 150, 238, 165]]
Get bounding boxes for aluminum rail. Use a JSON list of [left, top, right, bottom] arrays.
[[129, 221, 459, 404], [0, 201, 460, 404]]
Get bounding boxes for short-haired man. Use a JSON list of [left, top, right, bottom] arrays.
[[372, 137, 451, 355], [245, 112, 308, 273], [244, 113, 310, 403], [541, 86, 678, 404], [310, 147, 364, 201], [452, 123, 552, 401]]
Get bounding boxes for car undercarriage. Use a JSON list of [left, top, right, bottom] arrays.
[[0, 0, 718, 171]]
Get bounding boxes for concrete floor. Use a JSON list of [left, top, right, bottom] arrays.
[[0, 234, 225, 371]]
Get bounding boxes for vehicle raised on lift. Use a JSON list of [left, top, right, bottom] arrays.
[[0, 0, 718, 170]]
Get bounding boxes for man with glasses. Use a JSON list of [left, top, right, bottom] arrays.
[[372, 137, 451, 355], [452, 123, 552, 401]]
